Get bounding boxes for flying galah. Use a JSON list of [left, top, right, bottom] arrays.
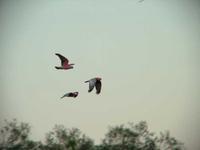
[[60, 92, 79, 99], [85, 77, 102, 94], [55, 53, 74, 70]]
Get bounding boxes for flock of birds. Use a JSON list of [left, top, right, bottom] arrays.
[[55, 53, 102, 99]]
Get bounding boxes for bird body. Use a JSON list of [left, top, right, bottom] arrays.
[[55, 53, 74, 70], [60, 92, 79, 99], [85, 77, 102, 94]]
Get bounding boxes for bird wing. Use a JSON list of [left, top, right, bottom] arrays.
[[88, 79, 96, 92], [95, 80, 101, 94], [55, 53, 69, 66], [60, 93, 70, 99]]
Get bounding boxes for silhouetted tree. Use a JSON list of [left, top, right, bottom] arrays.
[[0, 119, 185, 150], [99, 121, 184, 150], [0, 119, 40, 150], [100, 121, 156, 150], [44, 125, 94, 150], [156, 131, 185, 150]]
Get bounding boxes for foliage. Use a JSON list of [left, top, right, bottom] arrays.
[[99, 121, 184, 150], [0, 119, 39, 150], [43, 125, 94, 150], [156, 131, 185, 150], [0, 119, 185, 150], [100, 121, 156, 150]]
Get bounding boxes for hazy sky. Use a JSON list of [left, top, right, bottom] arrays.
[[0, 0, 200, 149]]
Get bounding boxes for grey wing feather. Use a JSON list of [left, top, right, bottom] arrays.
[[60, 93, 69, 99], [88, 79, 96, 92]]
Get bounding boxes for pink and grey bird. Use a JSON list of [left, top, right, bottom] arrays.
[[85, 77, 102, 94], [55, 53, 74, 70], [60, 92, 79, 99]]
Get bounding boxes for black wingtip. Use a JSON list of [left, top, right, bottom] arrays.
[[55, 66, 62, 69], [55, 53, 61, 56]]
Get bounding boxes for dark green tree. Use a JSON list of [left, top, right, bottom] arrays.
[[100, 121, 156, 150], [44, 125, 94, 150], [156, 131, 185, 150], [99, 121, 184, 150], [0, 119, 40, 150], [0, 119, 185, 150]]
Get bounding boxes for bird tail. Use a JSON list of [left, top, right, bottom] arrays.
[[84, 80, 89, 83]]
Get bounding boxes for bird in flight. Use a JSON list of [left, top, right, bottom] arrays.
[[60, 92, 79, 99], [85, 77, 102, 94], [55, 53, 74, 70]]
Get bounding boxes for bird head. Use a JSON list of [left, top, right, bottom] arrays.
[[74, 92, 79, 97], [96, 77, 102, 81]]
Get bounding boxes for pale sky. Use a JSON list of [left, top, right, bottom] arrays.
[[0, 0, 200, 149]]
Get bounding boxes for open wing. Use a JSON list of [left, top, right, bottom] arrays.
[[60, 93, 70, 99], [95, 80, 101, 94], [88, 79, 96, 92], [55, 53, 69, 66]]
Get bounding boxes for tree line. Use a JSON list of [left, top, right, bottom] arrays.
[[0, 119, 185, 150]]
